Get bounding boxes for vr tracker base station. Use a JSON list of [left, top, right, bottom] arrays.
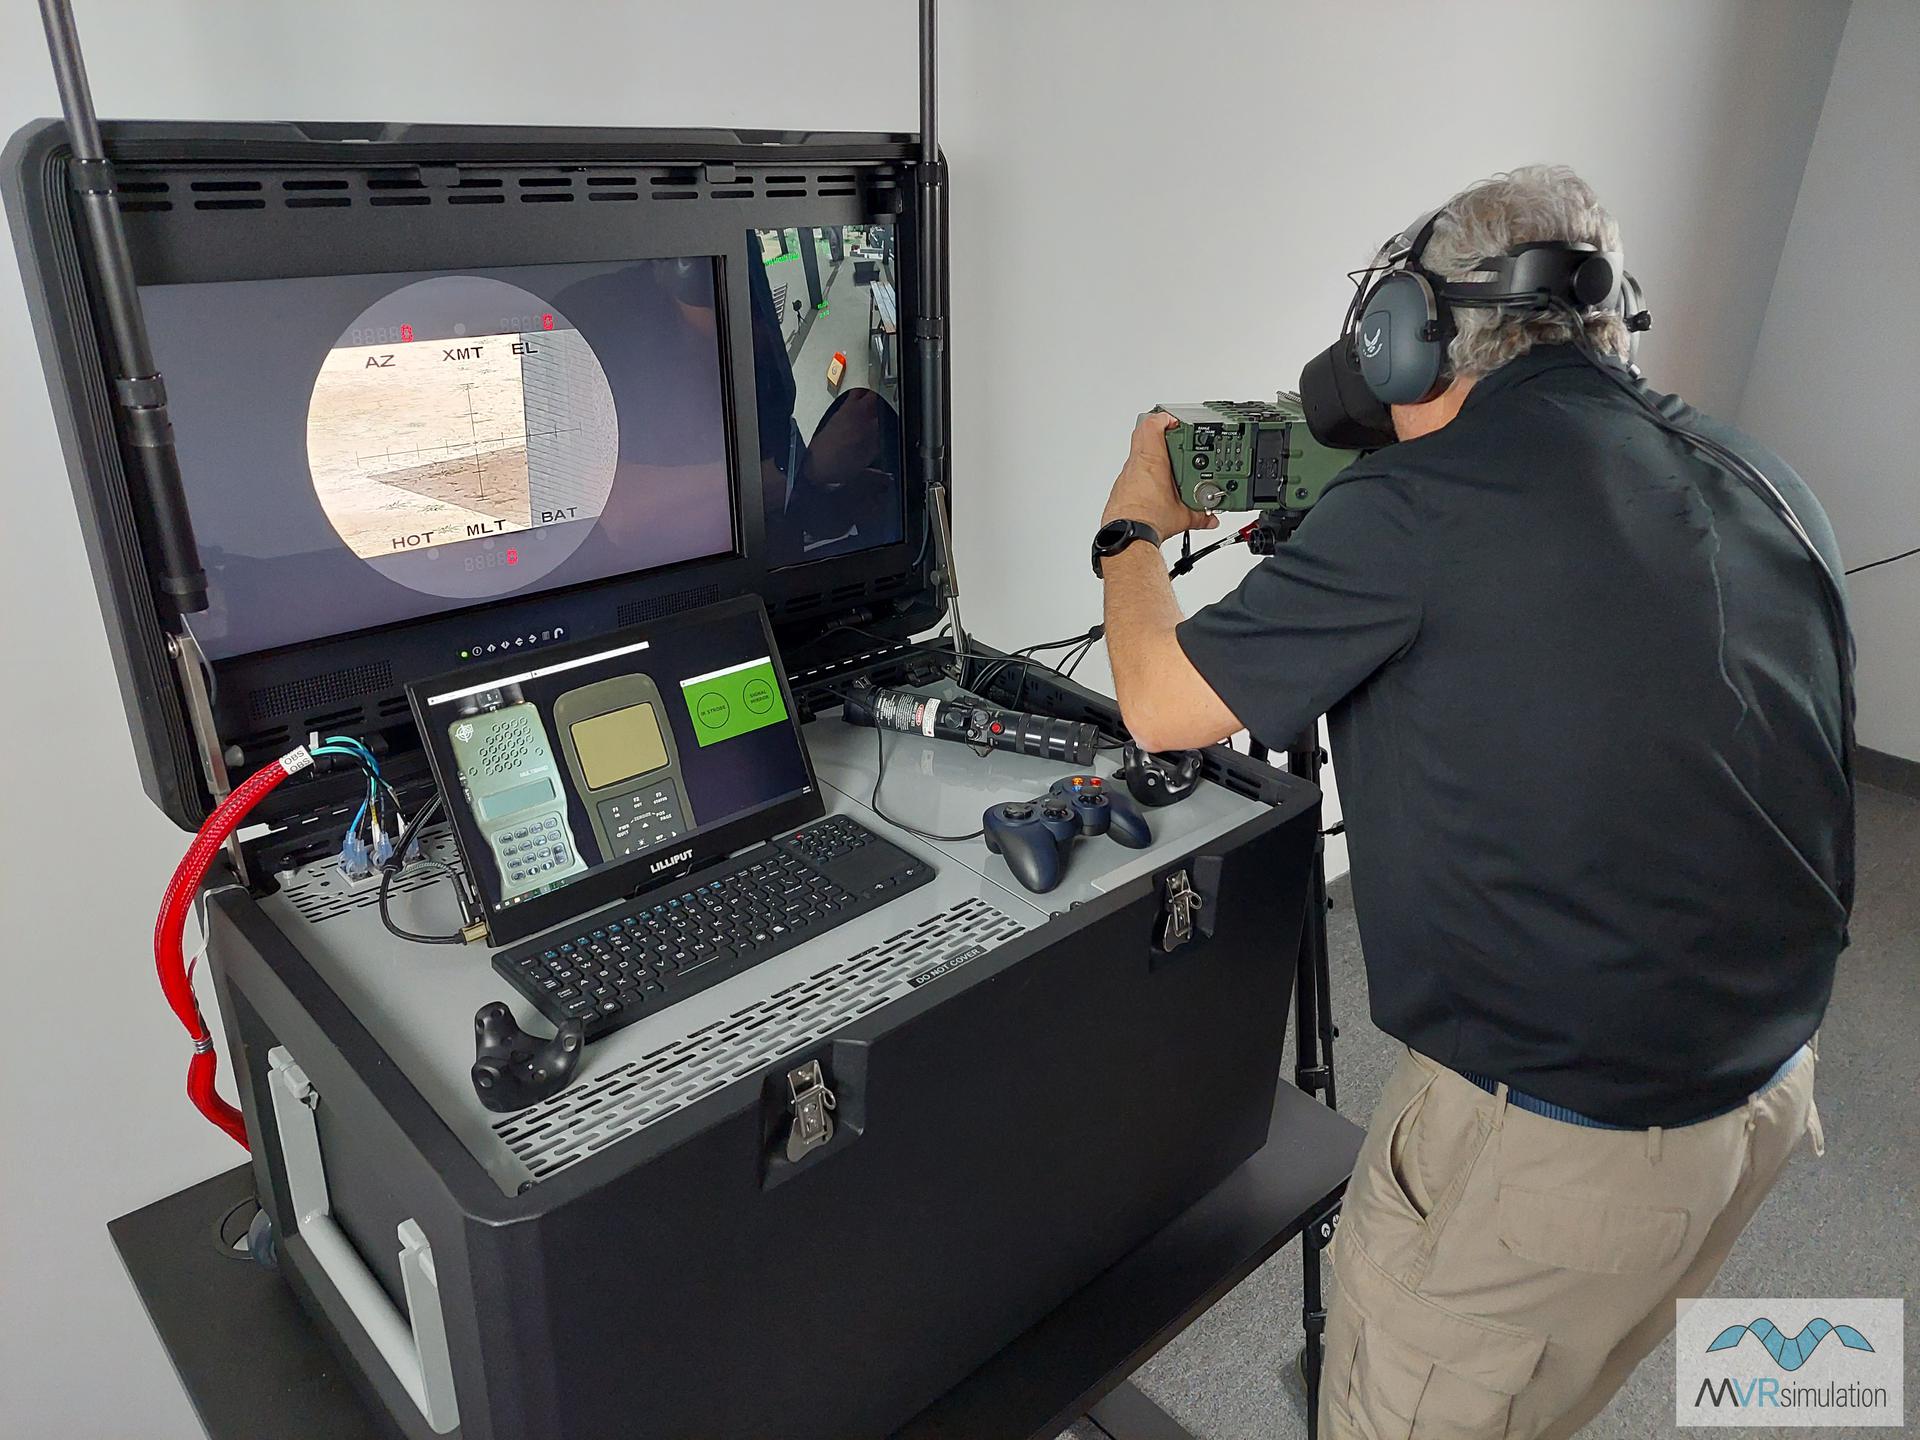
[[5, 4, 1327, 1432]]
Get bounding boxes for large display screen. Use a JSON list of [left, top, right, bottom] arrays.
[[411, 600, 815, 934], [746, 224, 907, 566], [141, 258, 735, 660]]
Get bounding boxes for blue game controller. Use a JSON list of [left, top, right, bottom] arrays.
[[982, 775, 1153, 894]]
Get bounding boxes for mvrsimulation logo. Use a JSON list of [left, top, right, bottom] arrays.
[[1677, 1298, 1902, 1428], [1707, 1316, 1875, 1370]]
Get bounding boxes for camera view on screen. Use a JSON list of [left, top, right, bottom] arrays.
[[748, 225, 907, 566], [306, 277, 621, 597], [141, 257, 734, 659], [416, 605, 812, 916]]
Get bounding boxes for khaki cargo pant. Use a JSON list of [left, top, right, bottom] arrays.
[[1319, 1044, 1821, 1439]]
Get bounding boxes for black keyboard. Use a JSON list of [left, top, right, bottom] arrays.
[[493, 815, 934, 1041]]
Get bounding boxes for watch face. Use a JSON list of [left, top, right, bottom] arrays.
[[1092, 518, 1156, 577]]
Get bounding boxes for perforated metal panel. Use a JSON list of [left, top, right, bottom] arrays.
[[494, 896, 1025, 1180], [277, 831, 464, 925], [114, 166, 898, 216], [615, 583, 721, 630], [247, 661, 396, 723]]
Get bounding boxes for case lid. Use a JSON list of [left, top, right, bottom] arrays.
[[5, 118, 950, 835]]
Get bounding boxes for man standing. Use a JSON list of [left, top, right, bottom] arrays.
[[1094, 166, 1849, 1437]]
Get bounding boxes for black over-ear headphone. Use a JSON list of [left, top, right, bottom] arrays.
[[1297, 202, 1857, 900], [1346, 209, 1651, 406]]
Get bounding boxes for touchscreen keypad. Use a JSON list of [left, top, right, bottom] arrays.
[[497, 812, 573, 884]]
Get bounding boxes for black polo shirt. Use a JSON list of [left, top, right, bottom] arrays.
[[1177, 345, 1852, 1126]]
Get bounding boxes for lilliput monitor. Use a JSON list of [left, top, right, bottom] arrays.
[[409, 596, 821, 945]]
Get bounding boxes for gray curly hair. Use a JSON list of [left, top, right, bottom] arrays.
[[1413, 164, 1630, 378]]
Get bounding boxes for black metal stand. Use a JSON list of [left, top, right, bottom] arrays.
[[1239, 723, 1342, 1440]]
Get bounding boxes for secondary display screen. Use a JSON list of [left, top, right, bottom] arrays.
[[748, 224, 907, 566], [411, 600, 814, 930], [141, 258, 735, 660]]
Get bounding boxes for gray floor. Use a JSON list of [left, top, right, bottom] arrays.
[[1065, 781, 1919, 1440]]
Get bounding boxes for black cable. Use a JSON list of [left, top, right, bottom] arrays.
[[378, 794, 474, 945], [970, 627, 1104, 698], [1542, 298, 1857, 820], [1544, 299, 1850, 655], [1062, 633, 1101, 678], [868, 725, 985, 841], [825, 620, 940, 654], [1846, 544, 1919, 578]]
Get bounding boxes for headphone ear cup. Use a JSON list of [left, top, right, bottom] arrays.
[[1356, 272, 1451, 406], [1570, 253, 1618, 308]]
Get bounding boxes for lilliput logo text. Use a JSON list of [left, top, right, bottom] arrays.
[[649, 847, 694, 875], [1676, 1298, 1902, 1427]]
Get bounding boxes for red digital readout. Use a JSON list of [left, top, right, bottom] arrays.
[[505, 548, 519, 565], [400, 323, 413, 343], [541, 314, 555, 331]]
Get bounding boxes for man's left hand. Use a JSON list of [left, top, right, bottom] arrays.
[[1102, 411, 1220, 540]]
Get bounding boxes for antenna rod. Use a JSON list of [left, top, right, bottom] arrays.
[[38, 0, 209, 615], [915, 0, 946, 489], [918, 0, 938, 173], [915, 0, 965, 674]]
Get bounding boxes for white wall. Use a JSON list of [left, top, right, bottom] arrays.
[[0, 3, 1848, 1435], [1736, 0, 1920, 761], [940, 0, 1850, 882]]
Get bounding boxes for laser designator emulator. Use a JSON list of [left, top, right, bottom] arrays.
[[1159, 395, 1357, 514]]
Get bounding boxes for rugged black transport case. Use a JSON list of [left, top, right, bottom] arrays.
[[6, 115, 1321, 1439]]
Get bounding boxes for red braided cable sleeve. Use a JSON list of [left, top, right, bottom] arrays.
[[153, 748, 312, 1148]]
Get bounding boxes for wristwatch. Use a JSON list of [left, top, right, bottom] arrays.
[[1091, 518, 1162, 578]]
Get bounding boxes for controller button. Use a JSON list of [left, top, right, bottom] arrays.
[[990, 722, 1003, 734]]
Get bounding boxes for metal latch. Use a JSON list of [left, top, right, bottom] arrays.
[[1161, 869, 1204, 952], [784, 1060, 838, 1161]]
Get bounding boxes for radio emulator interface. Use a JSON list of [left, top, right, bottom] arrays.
[[410, 598, 819, 945], [554, 674, 688, 860]]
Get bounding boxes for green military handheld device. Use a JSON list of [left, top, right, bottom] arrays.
[[1159, 395, 1358, 514]]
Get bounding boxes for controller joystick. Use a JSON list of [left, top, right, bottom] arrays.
[[982, 774, 1153, 894], [470, 1001, 585, 1113]]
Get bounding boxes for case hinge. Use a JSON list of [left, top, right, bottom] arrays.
[[784, 1059, 838, 1161]]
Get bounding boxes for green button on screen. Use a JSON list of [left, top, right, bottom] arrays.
[[679, 657, 788, 747]]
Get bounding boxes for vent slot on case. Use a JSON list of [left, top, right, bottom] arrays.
[[494, 897, 1025, 1181], [114, 163, 903, 217]]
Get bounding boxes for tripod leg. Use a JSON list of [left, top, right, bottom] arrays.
[[1287, 725, 1337, 1109], [1304, 837, 1338, 1109], [1284, 722, 1342, 1438], [1302, 1202, 1338, 1440]]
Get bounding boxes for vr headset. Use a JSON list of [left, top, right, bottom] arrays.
[[1298, 208, 1651, 450]]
